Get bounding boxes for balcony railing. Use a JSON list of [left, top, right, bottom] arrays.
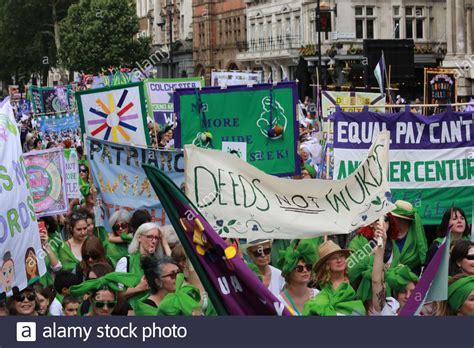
[[247, 35, 302, 52]]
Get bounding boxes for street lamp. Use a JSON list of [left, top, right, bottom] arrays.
[[158, 0, 174, 78]]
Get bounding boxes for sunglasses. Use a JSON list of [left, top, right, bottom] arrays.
[[251, 247, 272, 258], [113, 222, 128, 231], [93, 300, 116, 309], [83, 254, 100, 261], [295, 264, 312, 273], [161, 271, 181, 280], [465, 255, 474, 261], [142, 234, 160, 242], [79, 168, 88, 173], [71, 212, 88, 220], [15, 294, 36, 302]]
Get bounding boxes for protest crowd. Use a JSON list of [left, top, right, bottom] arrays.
[[0, 70, 473, 318]]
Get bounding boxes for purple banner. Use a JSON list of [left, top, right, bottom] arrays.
[[332, 107, 474, 150]]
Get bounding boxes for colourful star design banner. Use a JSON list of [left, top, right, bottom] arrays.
[[76, 82, 150, 146]]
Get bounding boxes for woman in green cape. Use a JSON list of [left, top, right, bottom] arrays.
[[303, 240, 366, 316], [389, 200, 427, 274], [134, 255, 201, 316], [114, 222, 171, 310], [104, 209, 133, 267], [57, 211, 89, 272]]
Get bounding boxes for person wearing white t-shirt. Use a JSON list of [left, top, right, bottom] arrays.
[[242, 240, 285, 297]]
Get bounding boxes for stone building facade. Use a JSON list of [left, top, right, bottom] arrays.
[[192, 0, 247, 85]]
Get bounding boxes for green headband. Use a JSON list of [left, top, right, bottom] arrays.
[[303, 282, 366, 316], [157, 273, 201, 316], [278, 240, 316, 275], [303, 164, 316, 178], [385, 264, 418, 297], [448, 275, 474, 313], [69, 271, 141, 297]]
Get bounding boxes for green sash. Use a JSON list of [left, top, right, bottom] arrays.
[[303, 283, 366, 316], [57, 242, 80, 272]]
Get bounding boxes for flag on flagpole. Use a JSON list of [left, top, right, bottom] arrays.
[[374, 50, 386, 95], [143, 164, 292, 316], [398, 230, 451, 316]]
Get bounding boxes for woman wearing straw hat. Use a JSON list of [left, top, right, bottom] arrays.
[[241, 240, 285, 297], [303, 240, 366, 316], [275, 240, 318, 316], [390, 200, 427, 274]]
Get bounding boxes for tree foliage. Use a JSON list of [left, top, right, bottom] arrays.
[[0, 0, 55, 84], [0, 0, 77, 86], [59, 0, 151, 74]]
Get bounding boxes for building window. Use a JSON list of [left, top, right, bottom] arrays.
[[394, 19, 400, 39], [355, 6, 375, 39], [405, 6, 425, 39], [356, 19, 363, 39], [393, 6, 400, 16]]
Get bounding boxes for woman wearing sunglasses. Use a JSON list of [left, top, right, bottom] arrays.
[[241, 240, 285, 297], [115, 223, 171, 310], [135, 256, 201, 315], [8, 286, 39, 316], [88, 286, 117, 316], [74, 236, 109, 281], [449, 240, 474, 276], [303, 240, 366, 316], [275, 240, 318, 316], [105, 210, 132, 267], [58, 211, 89, 272], [134, 256, 184, 315]]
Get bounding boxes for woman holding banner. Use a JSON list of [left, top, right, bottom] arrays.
[[303, 241, 366, 316], [348, 214, 401, 288], [276, 240, 318, 316], [369, 220, 419, 315]]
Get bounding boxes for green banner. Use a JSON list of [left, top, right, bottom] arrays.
[[174, 82, 299, 176]]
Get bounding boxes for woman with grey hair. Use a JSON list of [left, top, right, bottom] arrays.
[[114, 222, 171, 310], [105, 209, 132, 267]]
